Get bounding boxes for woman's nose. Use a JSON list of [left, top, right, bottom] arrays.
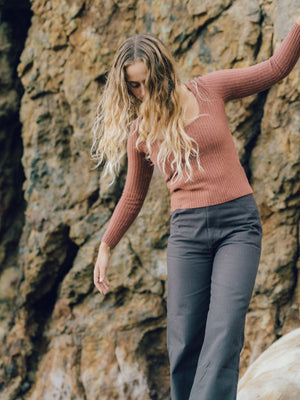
[[140, 84, 145, 98]]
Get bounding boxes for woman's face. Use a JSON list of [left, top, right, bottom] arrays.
[[125, 61, 148, 101]]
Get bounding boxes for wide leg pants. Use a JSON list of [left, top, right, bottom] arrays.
[[167, 194, 262, 400]]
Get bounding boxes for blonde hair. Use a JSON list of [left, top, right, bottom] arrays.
[[91, 33, 201, 182]]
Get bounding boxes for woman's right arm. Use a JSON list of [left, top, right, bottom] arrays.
[[94, 127, 154, 294]]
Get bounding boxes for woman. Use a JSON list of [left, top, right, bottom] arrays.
[[92, 17, 300, 400]]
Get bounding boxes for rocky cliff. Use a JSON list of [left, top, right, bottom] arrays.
[[0, 0, 299, 399]]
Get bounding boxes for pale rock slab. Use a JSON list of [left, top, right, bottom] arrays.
[[238, 329, 300, 400]]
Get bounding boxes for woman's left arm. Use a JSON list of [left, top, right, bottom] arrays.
[[201, 19, 300, 102]]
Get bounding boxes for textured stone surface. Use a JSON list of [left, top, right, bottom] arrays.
[[0, 0, 299, 399], [237, 328, 300, 400]]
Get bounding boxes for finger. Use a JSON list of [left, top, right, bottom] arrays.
[[100, 285, 109, 295], [99, 277, 110, 292], [94, 268, 105, 293], [94, 269, 110, 294], [99, 281, 109, 295], [94, 279, 108, 294], [99, 275, 109, 284], [94, 274, 102, 292]]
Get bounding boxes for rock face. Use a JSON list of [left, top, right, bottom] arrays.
[[0, 0, 299, 399], [237, 328, 300, 400]]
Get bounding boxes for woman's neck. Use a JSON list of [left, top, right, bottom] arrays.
[[179, 83, 200, 126]]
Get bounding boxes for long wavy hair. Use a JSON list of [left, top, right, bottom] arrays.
[[91, 33, 201, 182]]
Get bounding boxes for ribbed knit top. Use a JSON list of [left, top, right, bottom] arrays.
[[102, 23, 300, 249]]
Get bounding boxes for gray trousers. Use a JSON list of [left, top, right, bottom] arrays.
[[167, 194, 262, 400]]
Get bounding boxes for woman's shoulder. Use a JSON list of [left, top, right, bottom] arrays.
[[185, 75, 216, 100], [128, 117, 147, 153], [187, 74, 217, 89], [129, 115, 142, 133]]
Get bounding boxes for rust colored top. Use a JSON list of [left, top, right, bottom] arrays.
[[102, 23, 300, 249]]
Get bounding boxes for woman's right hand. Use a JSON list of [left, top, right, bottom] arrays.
[[94, 242, 111, 295]]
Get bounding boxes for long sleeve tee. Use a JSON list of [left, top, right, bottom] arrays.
[[102, 23, 300, 249]]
